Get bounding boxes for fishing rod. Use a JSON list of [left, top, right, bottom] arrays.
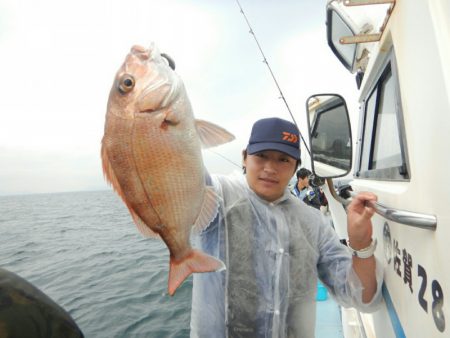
[[234, 0, 311, 157]]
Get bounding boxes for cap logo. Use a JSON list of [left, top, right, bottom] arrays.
[[282, 132, 298, 143]]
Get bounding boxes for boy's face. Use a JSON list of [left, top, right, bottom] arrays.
[[244, 150, 297, 202], [297, 176, 309, 189]]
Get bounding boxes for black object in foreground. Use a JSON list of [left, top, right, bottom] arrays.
[[0, 268, 84, 338]]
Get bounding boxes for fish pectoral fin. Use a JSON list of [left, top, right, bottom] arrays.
[[195, 119, 235, 149], [167, 250, 226, 296], [192, 186, 219, 232]]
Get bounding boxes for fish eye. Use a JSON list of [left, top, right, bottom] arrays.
[[118, 74, 135, 94]]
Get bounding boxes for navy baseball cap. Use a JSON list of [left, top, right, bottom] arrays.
[[246, 117, 300, 160]]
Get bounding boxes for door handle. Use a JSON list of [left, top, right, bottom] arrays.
[[326, 179, 437, 230]]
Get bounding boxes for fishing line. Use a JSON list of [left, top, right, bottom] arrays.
[[207, 149, 242, 169], [234, 0, 311, 156]]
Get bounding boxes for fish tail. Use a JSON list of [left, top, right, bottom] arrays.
[[168, 249, 225, 296]]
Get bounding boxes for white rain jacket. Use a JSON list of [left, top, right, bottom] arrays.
[[190, 173, 383, 338]]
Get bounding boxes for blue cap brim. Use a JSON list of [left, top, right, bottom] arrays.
[[247, 142, 300, 160]]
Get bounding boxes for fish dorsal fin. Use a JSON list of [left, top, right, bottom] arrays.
[[195, 119, 235, 149], [193, 186, 219, 232], [101, 139, 159, 238]]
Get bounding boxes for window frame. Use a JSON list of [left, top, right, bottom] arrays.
[[355, 49, 410, 181]]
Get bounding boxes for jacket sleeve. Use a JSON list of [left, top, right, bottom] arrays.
[[315, 214, 384, 312]]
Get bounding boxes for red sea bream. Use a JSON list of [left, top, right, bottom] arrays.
[[101, 43, 234, 295]]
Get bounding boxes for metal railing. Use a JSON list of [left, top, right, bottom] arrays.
[[326, 178, 437, 230]]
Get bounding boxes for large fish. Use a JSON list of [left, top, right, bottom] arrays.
[[101, 43, 234, 296]]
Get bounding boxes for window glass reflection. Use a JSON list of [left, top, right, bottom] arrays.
[[311, 100, 351, 171], [331, 11, 355, 68], [372, 71, 402, 169], [360, 88, 377, 171]]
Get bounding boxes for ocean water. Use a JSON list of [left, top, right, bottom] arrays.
[[0, 190, 192, 337]]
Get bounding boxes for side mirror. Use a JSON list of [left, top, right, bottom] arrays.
[[306, 94, 352, 179], [326, 5, 357, 73]]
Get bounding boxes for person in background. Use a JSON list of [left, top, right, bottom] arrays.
[[292, 167, 311, 201], [306, 173, 329, 210], [190, 117, 383, 338], [292, 168, 327, 210]]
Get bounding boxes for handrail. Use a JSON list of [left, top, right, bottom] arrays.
[[326, 179, 437, 230]]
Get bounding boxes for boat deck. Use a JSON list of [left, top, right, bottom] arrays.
[[316, 296, 344, 338]]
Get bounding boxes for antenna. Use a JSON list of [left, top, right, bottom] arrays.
[[234, 0, 311, 156]]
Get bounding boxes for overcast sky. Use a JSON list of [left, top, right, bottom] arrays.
[[0, 0, 358, 196]]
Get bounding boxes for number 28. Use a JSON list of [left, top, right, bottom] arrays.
[[418, 264, 445, 332]]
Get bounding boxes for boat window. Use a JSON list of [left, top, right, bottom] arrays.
[[356, 58, 409, 180], [359, 88, 377, 172], [372, 71, 403, 169]]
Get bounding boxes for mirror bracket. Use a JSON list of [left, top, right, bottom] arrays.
[[340, 33, 381, 44], [344, 0, 395, 6]]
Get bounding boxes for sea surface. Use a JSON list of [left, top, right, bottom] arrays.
[[0, 190, 344, 338], [0, 190, 192, 337]]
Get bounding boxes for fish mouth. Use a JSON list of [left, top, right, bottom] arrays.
[[137, 75, 180, 114], [139, 108, 157, 114], [137, 108, 180, 128]]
